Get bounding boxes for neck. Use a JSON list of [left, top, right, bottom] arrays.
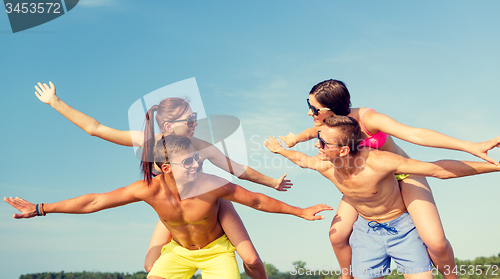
[[161, 172, 196, 196], [332, 153, 362, 175]]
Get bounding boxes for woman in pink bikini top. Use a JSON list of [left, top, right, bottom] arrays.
[[281, 79, 500, 279], [357, 108, 387, 149]]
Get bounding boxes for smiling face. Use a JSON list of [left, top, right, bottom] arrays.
[[308, 94, 335, 126], [315, 127, 347, 161], [163, 107, 198, 138], [163, 146, 199, 183]]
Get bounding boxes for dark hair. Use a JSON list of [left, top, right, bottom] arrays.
[[154, 135, 192, 169], [323, 115, 361, 155], [141, 98, 190, 184], [309, 79, 351, 116]]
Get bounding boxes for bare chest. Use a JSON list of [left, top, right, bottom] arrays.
[[147, 196, 219, 226]]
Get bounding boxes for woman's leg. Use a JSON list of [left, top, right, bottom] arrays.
[[400, 175, 457, 279], [219, 199, 267, 279], [144, 220, 172, 272], [329, 197, 359, 279]]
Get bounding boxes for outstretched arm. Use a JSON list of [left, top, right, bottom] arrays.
[[376, 150, 500, 179], [196, 139, 292, 191], [363, 109, 500, 165], [35, 81, 144, 147], [279, 126, 318, 148], [264, 136, 328, 171], [219, 182, 333, 221], [4, 181, 145, 219]]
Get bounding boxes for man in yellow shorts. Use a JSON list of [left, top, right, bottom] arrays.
[[4, 135, 333, 279]]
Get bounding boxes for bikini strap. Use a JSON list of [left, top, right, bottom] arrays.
[[360, 108, 374, 136]]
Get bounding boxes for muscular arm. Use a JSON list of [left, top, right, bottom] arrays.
[[264, 137, 328, 171], [4, 181, 146, 218], [363, 109, 500, 164], [375, 150, 500, 179], [279, 126, 318, 148], [35, 81, 144, 147], [216, 179, 332, 221]]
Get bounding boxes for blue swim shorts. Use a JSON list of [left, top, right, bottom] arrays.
[[349, 212, 432, 279]]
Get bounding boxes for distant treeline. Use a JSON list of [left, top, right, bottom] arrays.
[[20, 253, 500, 279]]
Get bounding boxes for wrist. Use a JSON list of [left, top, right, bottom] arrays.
[[48, 96, 61, 107]]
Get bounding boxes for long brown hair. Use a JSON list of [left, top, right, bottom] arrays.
[[141, 98, 190, 184]]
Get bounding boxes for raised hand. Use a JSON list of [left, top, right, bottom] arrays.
[[3, 197, 38, 219], [34, 81, 58, 105], [279, 132, 297, 148], [264, 136, 285, 154], [300, 204, 333, 221], [468, 136, 500, 165], [274, 173, 293, 192]]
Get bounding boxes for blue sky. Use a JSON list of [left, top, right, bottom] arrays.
[[1, 1, 500, 278]]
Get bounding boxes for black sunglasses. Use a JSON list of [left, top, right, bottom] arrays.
[[307, 99, 331, 116], [317, 131, 343, 149], [167, 152, 200, 169], [170, 112, 198, 127]]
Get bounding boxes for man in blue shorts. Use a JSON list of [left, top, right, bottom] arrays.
[[265, 115, 500, 279]]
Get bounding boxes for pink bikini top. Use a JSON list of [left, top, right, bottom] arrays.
[[358, 109, 387, 149]]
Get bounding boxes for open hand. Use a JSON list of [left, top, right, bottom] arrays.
[[279, 132, 297, 148], [469, 136, 500, 165], [34, 81, 58, 105], [300, 204, 333, 221], [274, 173, 293, 191], [3, 197, 37, 219], [264, 136, 285, 153]]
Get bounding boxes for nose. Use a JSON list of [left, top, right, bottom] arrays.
[[314, 139, 320, 148], [308, 109, 314, 116], [191, 157, 200, 170]]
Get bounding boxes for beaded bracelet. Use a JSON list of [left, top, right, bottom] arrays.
[[39, 203, 46, 216], [35, 204, 41, 216], [35, 203, 46, 217]]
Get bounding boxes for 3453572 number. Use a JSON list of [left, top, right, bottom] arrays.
[[5, 2, 61, 14]]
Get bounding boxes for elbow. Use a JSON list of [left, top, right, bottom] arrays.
[[251, 197, 263, 211], [86, 126, 99, 137], [435, 170, 454, 180]]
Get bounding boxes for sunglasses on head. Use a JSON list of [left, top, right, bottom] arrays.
[[307, 99, 331, 116], [169, 112, 198, 127], [317, 131, 343, 149], [167, 152, 200, 169]]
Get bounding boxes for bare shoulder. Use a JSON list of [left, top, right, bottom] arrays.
[[193, 172, 236, 197], [130, 177, 162, 198], [196, 172, 231, 187], [365, 149, 403, 172]]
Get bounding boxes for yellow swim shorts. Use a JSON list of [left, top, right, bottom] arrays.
[[147, 234, 240, 279]]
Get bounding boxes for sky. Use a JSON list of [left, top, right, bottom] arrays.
[[1, 1, 500, 278]]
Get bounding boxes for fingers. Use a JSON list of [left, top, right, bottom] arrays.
[[35, 84, 43, 94], [37, 82, 46, 91], [49, 81, 54, 89], [482, 155, 499, 165]]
